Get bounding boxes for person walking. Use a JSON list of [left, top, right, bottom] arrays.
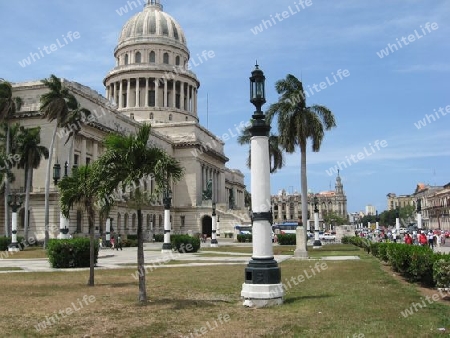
[[428, 230, 434, 249], [110, 236, 115, 250], [116, 234, 123, 251], [404, 233, 413, 245]]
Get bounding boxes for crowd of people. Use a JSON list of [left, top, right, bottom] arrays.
[[357, 228, 447, 250]]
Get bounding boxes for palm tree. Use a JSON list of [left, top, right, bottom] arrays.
[[237, 125, 285, 174], [39, 74, 81, 247], [59, 164, 99, 286], [17, 126, 49, 241], [0, 80, 20, 237], [98, 124, 184, 303], [266, 74, 336, 248]]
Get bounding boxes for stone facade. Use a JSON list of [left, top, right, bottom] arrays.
[[2, 0, 249, 240], [271, 174, 347, 226]]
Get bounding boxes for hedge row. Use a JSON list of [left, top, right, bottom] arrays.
[[47, 238, 98, 268], [237, 234, 252, 243], [343, 236, 450, 288], [277, 234, 296, 245]]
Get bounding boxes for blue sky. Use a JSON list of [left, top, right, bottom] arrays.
[[1, 0, 449, 213]]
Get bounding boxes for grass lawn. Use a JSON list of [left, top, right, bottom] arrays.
[[0, 246, 449, 337], [0, 267, 22, 271], [1, 247, 47, 259]]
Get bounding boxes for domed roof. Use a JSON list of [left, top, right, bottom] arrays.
[[117, 0, 187, 50]]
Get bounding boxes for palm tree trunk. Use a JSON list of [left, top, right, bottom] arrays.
[[137, 209, 147, 303], [24, 163, 32, 241], [88, 205, 95, 286], [300, 143, 308, 251], [4, 124, 10, 237], [44, 124, 57, 248]]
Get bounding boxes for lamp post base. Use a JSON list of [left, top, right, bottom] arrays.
[[8, 243, 20, 252], [161, 242, 172, 253], [210, 239, 218, 248], [241, 283, 284, 308], [313, 240, 322, 248]]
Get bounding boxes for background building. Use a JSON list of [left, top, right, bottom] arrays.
[[271, 173, 347, 227]]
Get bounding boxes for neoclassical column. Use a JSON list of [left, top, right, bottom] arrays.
[[126, 79, 131, 108], [188, 85, 192, 112], [81, 139, 87, 165], [155, 78, 160, 107], [119, 80, 123, 108], [145, 78, 149, 107], [164, 79, 168, 107], [105, 85, 110, 102], [194, 88, 198, 114], [135, 77, 140, 108], [93, 141, 98, 161], [180, 82, 185, 111], [172, 81, 176, 108]]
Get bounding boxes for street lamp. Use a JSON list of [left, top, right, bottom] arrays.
[[395, 206, 400, 232], [241, 64, 283, 308], [416, 198, 422, 230], [8, 193, 23, 252], [217, 215, 220, 237], [375, 210, 380, 231], [211, 201, 218, 247], [313, 196, 322, 248], [55, 161, 71, 239], [162, 185, 172, 253], [53, 162, 61, 185]]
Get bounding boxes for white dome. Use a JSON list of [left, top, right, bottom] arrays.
[[117, 1, 187, 51]]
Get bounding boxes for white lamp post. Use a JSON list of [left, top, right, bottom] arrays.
[[211, 202, 218, 247], [8, 193, 23, 252], [417, 199, 422, 230], [313, 196, 321, 248], [162, 186, 172, 253], [241, 64, 283, 307]]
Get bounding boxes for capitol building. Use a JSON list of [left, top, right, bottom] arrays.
[[3, 0, 249, 240]]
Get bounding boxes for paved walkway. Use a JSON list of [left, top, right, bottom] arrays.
[[1, 240, 448, 273]]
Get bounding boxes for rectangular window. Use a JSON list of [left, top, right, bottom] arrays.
[[181, 216, 185, 227]]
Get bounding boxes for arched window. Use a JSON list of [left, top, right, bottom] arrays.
[[175, 56, 180, 65], [117, 213, 121, 233], [159, 215, 163, 227], [169, 114, 173, 121], [135, 52, 141, 63], [149, 51, 155, 63], [124, 54, 129, 65], [124, 214, 128, 230], [185, 116, 188, 121], [163, 53, 169, 64]]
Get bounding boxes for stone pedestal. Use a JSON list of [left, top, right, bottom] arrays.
[[294, 226, 308, 258]]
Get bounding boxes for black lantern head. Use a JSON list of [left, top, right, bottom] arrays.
[[53, 162, 61, 185], [64, 161, 68, 177], [250, 64, 266, 113], [313, 196, 319, 212], [212, 201, 216, 216]]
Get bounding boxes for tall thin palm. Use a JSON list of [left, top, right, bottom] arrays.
[[17, 126, 49, 241], [40, 74, 80, 247], [0, 80, 18, 237], [98, 124, 184, 303], [266, 74, 336, 248], [59, 164, 99, 286], [237, 125, 284, 174]]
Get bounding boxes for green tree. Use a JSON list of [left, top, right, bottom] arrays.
[[0, 80, 21, 237], [97, 124, 184, 303], [17, 126, 49, 241], [323, 211, 347, 227], [266, 74, 336, 249], [237, 125, 285, 173], [40, 74, 87, 247], [59, 164, 99, 286]]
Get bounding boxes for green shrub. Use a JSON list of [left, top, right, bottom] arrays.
[[47, 238, 98, 268], [126, 234, 138, 241], [370, 242, 380, 257], [122, 239, 138, 247], [237, 234, 252, 243], [170, 235, 200, 253], [341, 236, 352, 244], [153, 234, 164, 242], [434, 257, 450, 288], [387, 244, 411, 274], [406, 246, 435, 285], [277, 234, 296, 245], [377, 243, 390, 262]]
